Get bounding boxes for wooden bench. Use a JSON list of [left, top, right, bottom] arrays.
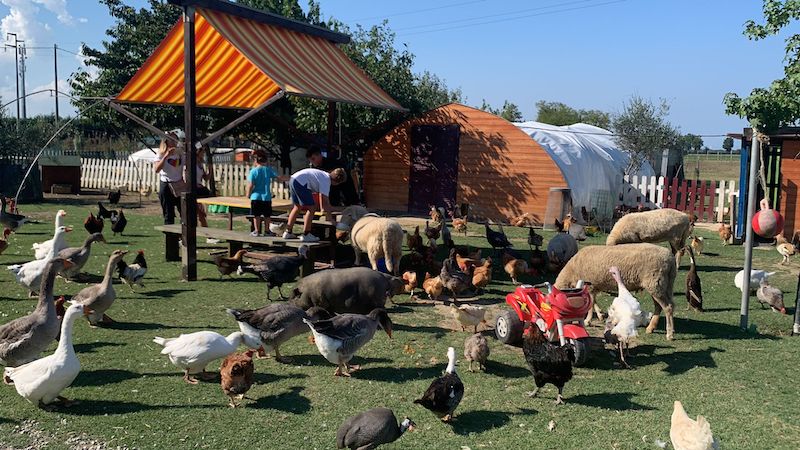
[[154, 225, 333, 277]]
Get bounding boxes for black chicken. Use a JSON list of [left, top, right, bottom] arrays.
[[238, 246, 309, 300], [84, 211, 104, 234], [97, 201, 115, 219], [484, 222, 512, 251], [439, 248, 470, 304], [108, 188, 122, 205], [424, 220, 441, 241], [685, 247, 703, 311], [0, 196, 28, 231], [110, 210, 127, 236], [528, 227, 543, 250], [522, 322, 575, 405]]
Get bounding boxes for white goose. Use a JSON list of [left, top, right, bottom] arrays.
[[734, 269, 775, 294], [32, 210, 68, 260], [8, 226, 72, 296], [153, 331, 245, 384], [4, 302, 87, 409]]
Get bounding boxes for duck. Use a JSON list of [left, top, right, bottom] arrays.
[[0, 258, 73, 374], [8, 226, 72, 296], [413, 346, 464, 422], [4, 302, 88, 409], [734, 269, 775, 294], [0, 196, 29, 231], [450, 304, 486, 333], [757, 279, 786, 314], [32, 210, 68, 260], [225, 304, 331, 362], [213, 249, 248, 279], [464, 333, 490, 372], [153, 330, 246, 384], [110, 209, 127, 236], [336, 407, 415, 450], [56, 233, 106, 280], [71, 250, 128, 326], [0, 228, 10, 255], [304, 308, 392, 377], [685, 247, 703, 311]]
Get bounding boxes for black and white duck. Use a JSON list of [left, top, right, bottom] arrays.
[[414, 346, 464, 422]]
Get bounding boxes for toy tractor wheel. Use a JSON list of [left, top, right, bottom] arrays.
[[567, 338, 589, 367], [495, 310, 524, 344]]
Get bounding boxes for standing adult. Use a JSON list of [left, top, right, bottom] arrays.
[[192, 145, 212, 229], [306, 146, 358, 206], [283, 167, 346, 242], [153, 131, 184, 225]]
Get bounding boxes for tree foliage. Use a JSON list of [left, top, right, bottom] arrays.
[[480, 99, 523, 122], [611, 96, 679, 175], [722, 136, 734, 153], [534, 100, 610, 129], [723, 0, 800, 132], [675, 133, 704, 155]]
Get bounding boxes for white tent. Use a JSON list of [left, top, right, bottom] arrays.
[[514, 121, 655, 213], [128, 148, 159, 163]]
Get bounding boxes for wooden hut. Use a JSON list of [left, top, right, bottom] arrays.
[[363, 103, 568, 222]]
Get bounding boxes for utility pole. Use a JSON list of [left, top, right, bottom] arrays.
[[53, 44, 59, 126], [5, 33, 20, 129], [19, 40, 26, 119]]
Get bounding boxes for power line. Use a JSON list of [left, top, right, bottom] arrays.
[[398, 0, 628, 36], [346, 0, 487, 23]]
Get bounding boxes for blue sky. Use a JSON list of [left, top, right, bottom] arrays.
[[0, 0, 790, 148]]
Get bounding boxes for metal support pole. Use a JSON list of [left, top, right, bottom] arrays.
[[327, 101, 336, 155], [740, 136, 761, 330], [6, 33, 20, 129], [19, 41, 26, 119], [53, 44, 59, 126], [792, 271, 800, 335], [181, 6, 198, 281]]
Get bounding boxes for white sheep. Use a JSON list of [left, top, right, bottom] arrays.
[[554, 243, 677, 340], [349, 216, 404, 275], [606, 208, 693, 266]]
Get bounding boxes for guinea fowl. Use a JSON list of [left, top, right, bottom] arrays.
[[440, 248, 471, 304], [0, 228, 11, 255], [604, 266, 643, 369], [464, 333, 490, 372], [757, 279, 786, 314], [523, 321, 575, 404], [0, 196, 29, 231], [71, 250, 128, 326], [225, 303, 331, 362], [414, 346, 464, 422], [8, 226, 72, 296], [57, 233, 106, 280], [213, 249, 248, 279], [32, 210, 68, 260], [117, 250, 147, 290], [336, 407, 415, 449], [220, 350, 255, 408], [0, 258, 73, 375], [107, 188, 121, 205], [110, 209, 127, 235], [97, 201, 115, 219], [685, 247, 703, 311], [485, 222, 512, 251], [84, 212, 103, 234], [304, 308, 392, 377], [237, 246, 309, 300]]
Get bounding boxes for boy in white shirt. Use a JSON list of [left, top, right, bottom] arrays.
[[283, 167, 346, 242]]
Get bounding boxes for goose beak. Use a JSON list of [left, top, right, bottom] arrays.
[[65, 226, 73, 232]]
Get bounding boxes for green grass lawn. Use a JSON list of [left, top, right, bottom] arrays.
[[683, 153, 741, 182], [1, 199, 799, 449]]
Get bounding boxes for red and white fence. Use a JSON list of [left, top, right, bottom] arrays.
[[618, 175, 737, 222]]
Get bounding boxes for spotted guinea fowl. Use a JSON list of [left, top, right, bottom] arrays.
[[440, 248, 471, 304], [304, 309, 392, 377], [117, 250, 147, 290], [464, 333, 490, 372], [57, 233, 106, 280], [0, 196, 29, 231], [523, 321, 575, 404], [237, 246, 309, 300], [336, 407, 415, 449], [220, 350, 255, 408], [414, 346, 464, 422], [603, 266, 643, 369], [84, 212, 103, 234], [685, 247, 703, 311], [485, 222, 512, 251], [213, 249, 247, 279], [110, 209, 127, 236], [225, 303, 331, 362]]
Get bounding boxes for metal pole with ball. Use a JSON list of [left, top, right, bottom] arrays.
[[740, 135, 761, 330]]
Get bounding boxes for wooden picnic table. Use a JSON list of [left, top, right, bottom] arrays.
[[198, 196, 292, 230]]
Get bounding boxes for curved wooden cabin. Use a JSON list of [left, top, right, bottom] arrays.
[[364, 103, 568, 222]]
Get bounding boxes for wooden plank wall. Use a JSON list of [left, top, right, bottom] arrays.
[[780, 140, 800, 234]]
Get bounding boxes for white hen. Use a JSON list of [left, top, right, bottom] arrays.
[[8, 226, 72, 295], [605, 266, 642, 369], [670, 400, 719, 450], [734, 269, 775, 294], [153, 331, 245, 384], [32, 210, 68, 260]]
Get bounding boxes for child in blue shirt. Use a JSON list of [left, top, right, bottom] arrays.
[[246, 150, 287, 236]]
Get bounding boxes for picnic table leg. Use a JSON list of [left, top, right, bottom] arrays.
[[164, 232, 180, 262], [228, 241, 243, 257], [228, 210, 233, 231]]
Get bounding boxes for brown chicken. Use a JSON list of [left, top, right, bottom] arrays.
[[220, 350, 255, 408], [504, 258, 531, 284], [0, 228, 10, 255], [422, 272, 444, 300], [84, 211, 104, 234], [718, 224, 732, 246], [455, 253, 481, 273], [452, 217, 468, 236], [425, 220, 441, 249], [561, 214, 574, 232], [471, 258, 493, 291], [213, 249, 248, 278], [407, 226, 423, 252], [429, 206, 444, 224]]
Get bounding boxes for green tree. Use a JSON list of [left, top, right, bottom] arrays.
[[612, 95, 679, 174], [535, 100, 610, 129], [480, 99, 523, 122], [722, 136, 734, 153], [724, 1, 800, 132]]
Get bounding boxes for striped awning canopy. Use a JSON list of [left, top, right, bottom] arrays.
[[115, 7, 404, 111]]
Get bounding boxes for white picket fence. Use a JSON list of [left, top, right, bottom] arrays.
[[80, 158, 289, 199], [618, 175, 738, 222]]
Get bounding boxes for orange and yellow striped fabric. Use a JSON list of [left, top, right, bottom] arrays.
[[116, 9, 403, 111]]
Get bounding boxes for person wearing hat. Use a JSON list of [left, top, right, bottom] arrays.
[[153, 130, 185, 225]]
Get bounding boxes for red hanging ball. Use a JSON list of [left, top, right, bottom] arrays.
[[752, 199, 784, 239]]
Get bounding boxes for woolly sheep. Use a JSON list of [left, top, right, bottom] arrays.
[[606, 209, 692, 266], [554, 243, 677, 340], [350, 216, 404, 275]]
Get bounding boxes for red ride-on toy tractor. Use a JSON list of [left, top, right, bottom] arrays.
[[495, 282, 593, 366]]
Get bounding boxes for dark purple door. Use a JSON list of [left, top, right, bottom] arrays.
[[408, 124, 460, 215]]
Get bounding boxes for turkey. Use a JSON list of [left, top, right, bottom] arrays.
[[603, 266, 642, 369], [485, 222, 512, 251]]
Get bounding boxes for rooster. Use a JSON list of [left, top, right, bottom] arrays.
[[528, 227, 543, 250], [117, 250, 147, 290], [604, 266, 642, 368], [424, 220, 441, 249], [718, 224, 732, 245], [671, 401, 719, 450], [107, 188, 122, 205], [220, 350, 255, 408], [523, 322, 575, 404], [110, 209, 127, 236], [84, 211, 103, 234], [97, 201, 115, 219]]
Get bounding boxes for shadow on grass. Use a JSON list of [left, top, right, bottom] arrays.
[[387, 305, 415, 314], [101, 321, 214, 331], [451, 410, 511, 435], [204, 277, 261, 283], [393, 323, 449, 338], [633, 345, 725, 375], [483, 360, 531, 378], [74, 341, 123, 353], [354, 365, 442, 383], [253, 372, 308, 385], [569, 392, 655, 411], [696, 265, 739, 273], [66, 274, 104, 284], [140, 289, 193, 298], [73, 369, 142, 387], [250, 386, 310, 413], [675, 317, 779, 340]]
